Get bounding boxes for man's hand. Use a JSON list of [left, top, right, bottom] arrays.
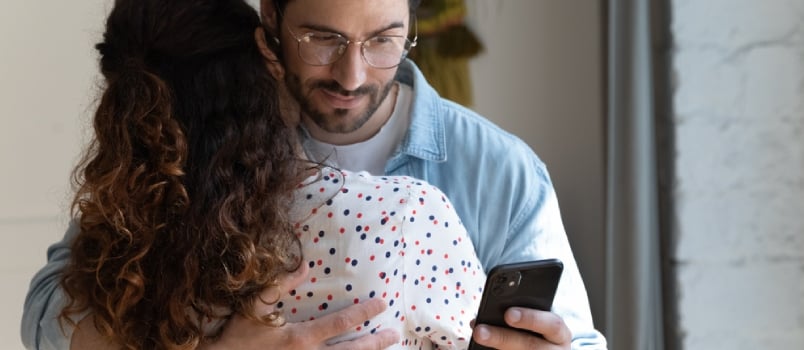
[[203, 298, 399, 350], [201, 263, 400, 350], [471, 308, 572, 350]]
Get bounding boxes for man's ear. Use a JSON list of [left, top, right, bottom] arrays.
[[254, 27, 284, 80], [260, 0, 280, 35]]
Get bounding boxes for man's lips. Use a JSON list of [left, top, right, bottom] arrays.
[[320, 89, 364, 109]]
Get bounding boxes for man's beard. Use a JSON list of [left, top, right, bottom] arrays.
[[286, 73, 394, 134]]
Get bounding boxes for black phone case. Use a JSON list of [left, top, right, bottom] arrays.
[[468, 259, 563, 350]]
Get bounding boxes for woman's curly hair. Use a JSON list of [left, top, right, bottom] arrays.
[[60, 0, 304, 348]]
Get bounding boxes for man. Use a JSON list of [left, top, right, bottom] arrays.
[[22, 0, 606, 349], [251, 0, 604, 348]]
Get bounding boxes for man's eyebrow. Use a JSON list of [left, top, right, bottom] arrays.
[[300, 21, 406, 38]]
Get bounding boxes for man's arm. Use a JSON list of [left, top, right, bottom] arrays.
[[476, 157, 607, 350], [21, 221, 82, 350], [22, 221, 400, 350], [68, 299, 399, 350]]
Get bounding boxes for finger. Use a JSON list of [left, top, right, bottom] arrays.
[[328, 329, 400, 350], [278, 262, 310, 292], [254, 263, 309, 315], [300, 298, 388, 340], [505, 308, 572, 345]]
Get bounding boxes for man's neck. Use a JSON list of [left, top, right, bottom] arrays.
[[303, 83, 399, 146]]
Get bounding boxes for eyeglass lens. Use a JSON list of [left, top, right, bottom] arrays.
[[298, 33, 411, 68]]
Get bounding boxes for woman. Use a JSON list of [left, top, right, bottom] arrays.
[[60, 0, 484, 349]]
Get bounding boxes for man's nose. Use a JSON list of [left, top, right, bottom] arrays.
[[330, 43, 368, 91]]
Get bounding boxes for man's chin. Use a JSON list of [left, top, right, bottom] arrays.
[[306, 111, 366, 134]]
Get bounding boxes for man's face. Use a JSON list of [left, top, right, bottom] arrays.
[[277, 0, 410, 135]]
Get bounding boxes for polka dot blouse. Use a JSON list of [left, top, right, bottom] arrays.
[[282, 167, 486, 349]]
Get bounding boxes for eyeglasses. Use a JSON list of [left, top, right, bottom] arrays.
[[282, 19, 417, 69]]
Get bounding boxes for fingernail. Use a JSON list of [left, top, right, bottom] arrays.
[[508, 309, 522, 323], [476, 325, 490, 340]]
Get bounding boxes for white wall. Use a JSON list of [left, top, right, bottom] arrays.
[[1, 1, 108, 348], [671, 0, 804, 348]]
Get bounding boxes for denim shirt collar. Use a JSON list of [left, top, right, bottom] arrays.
[[389, 59, 447, 170]]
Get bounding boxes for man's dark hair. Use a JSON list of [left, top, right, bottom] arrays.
[[272, 0, 421, 19]]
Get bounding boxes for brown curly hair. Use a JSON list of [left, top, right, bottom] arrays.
[[60, 0, 304, 348]]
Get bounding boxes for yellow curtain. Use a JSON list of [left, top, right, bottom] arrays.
[[409, 0, 483, 107]]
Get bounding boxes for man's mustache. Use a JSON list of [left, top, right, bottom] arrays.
[[313, 80, 376, 97]]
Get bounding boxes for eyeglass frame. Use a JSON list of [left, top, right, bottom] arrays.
[[277, 17, 418, 69]]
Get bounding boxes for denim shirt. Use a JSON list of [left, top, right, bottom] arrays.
[[21, 60, 606, 349], [384, 60, 607, 349]]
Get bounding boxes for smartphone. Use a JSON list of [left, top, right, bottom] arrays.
[[468, 258, 564, 350]]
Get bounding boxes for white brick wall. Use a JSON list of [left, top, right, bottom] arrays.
[[671, 0, 804, 348]]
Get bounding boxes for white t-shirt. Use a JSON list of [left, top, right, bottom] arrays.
[[304, 83, 413, 174], [282, 167, 486, 349]]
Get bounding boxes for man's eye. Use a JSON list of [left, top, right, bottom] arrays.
[[370, 36, 398, 46]]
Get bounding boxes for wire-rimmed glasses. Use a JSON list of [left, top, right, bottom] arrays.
[[283, 19, 417, 69]]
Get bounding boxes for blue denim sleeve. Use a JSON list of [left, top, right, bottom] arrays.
[[21, 221, 83, 350], [503, 159, 608, 349]]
